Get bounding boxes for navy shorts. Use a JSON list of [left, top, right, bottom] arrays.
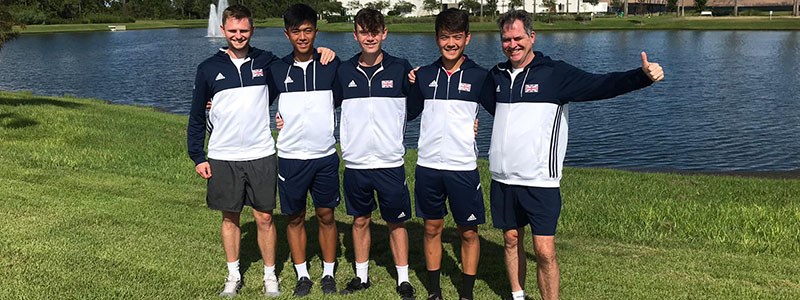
[[490, 180, 562, 236], [343, 166, 412, 223], [414, 165, 485, 226], [277, 153, 341, 215], [207, 155, 277, 213]]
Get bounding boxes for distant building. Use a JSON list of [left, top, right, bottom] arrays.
[[342, 0, 795, 17], [344, 0, 609, 17]]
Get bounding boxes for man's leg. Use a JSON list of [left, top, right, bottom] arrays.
[[504, 227, 527, 298], [221, 211, 242, 272], [352, 215, 372, 281], [316, 207, 338, 293], [316, 207, 338, 265], [423, 219, 444, 296], [352, 215, 372, 264], [458, 225, 479, 299], [286, 211, 310, 276], [218, 211, 244, 296], [253, 209, 277, 268], [533, 235, 559, 300], [388, 221, 410, 270]]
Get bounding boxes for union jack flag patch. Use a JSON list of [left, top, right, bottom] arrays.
[[524, 84, 539, 93], [381, 80, 394, 89], [252, 69, 264, 78], [458, 83, 472, 92]]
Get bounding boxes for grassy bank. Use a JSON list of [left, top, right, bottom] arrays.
[[1, 90, 799, 299], [14, 16, 800, 34]]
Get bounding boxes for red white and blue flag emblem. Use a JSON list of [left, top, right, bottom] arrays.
[[381, 80, 394, 89], [252, 69, 264, 78], [458, 83, 472, 92], [524, 84, 539, 93]]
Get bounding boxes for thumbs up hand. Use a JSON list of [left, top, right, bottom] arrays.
[[641, 52, 664, 82]]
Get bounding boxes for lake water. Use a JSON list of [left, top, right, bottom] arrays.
[[1, 28, 798, 172]]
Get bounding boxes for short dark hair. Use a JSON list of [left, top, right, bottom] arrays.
[[222, 4, 253, 28], [436, 8, 470, 35], [354, 8, 385, 35], [497, 10, 533, 35], [284, 3, 317, 30]]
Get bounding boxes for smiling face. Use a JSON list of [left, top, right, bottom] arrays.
[[221, 17, 253, 52], [500, 19, 535, 68], [437, 30, 470, 63], [353, 24, 387, 55], [285, 22, 317, 58]]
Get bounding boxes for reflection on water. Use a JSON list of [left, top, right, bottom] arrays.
[[1, 29, 798, 172]]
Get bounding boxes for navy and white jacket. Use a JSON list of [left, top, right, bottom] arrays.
[[267, 50, 340, 160], [335, 51, 413, 169], [188, 47, 278, 165], [408, 56, 494, 171], [488, 51, 653, 187]]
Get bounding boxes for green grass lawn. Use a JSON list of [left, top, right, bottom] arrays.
[[14, 16, 800, 34], [1, 90, 799, 299]]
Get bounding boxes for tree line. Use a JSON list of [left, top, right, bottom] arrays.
[[2, 0, 356, 25]]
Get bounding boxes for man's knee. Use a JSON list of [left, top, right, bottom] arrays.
[[534, 247, 557, 266], [316, 208, 335, 226], [353, 216, 371, 229], [253, 210, 274, 227], [287, 212, 305, 227], [459, 226, 479, 243], [504, 230, 520, 248], [424, 221, 443, 239]]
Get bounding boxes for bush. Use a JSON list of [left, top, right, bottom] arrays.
[[324, 15, 350, 23], [84, 14, 135, 24], [574, 13, 593, 22], [10, 6, 48, 25], [384, 16, 435, 24], [43, 18, 81, 25]]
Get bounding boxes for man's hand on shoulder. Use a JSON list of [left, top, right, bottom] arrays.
[[641, 52, 664, 82], [275, 112, 284, 130], [317, 47, 336, 65], [195, 162, 212, 179]]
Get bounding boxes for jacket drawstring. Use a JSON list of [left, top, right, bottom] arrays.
[[519, 68, 531, 97], [284, 64, 292, 92]]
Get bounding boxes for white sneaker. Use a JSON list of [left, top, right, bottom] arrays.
[[264, 274, 281, 297], [219, 276, 242, 297]]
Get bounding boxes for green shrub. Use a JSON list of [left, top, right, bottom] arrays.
[[84, 14, 136, 24], [324, 15, 350, 23], [10, 6, 48, 25], [385, 16, 436, 24]]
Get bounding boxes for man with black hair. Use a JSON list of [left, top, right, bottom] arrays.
[[188, 4, 335, 298], [406, 8, 494, 300], [266, 3, 341, 297], [487, 10, 664, 300], [333, 8, 417, 300]]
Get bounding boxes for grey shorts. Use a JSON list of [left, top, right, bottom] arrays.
[[207, 155, 277, 213]]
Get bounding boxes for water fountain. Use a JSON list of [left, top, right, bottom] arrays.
[[206, 0, 229, 38]]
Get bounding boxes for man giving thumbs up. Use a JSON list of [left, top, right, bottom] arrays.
[[485, 10, 665, 300]]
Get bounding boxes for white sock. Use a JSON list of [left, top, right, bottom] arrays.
[[355, 261, 369, 283], [264, 265, 276, 279], [294, 261, 310, 279], [226, 260, 240, 280], [512, 290, 525, 300], [323, 261, 336, 277], [396, 265, 409, 286]]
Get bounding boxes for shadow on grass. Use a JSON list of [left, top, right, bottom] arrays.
[[0, 96, 85, 108], [0, 112, 38, 129], [235, 213, 535, 298]]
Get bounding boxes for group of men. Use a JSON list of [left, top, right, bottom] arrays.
[[188, 4, 663, 300]]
